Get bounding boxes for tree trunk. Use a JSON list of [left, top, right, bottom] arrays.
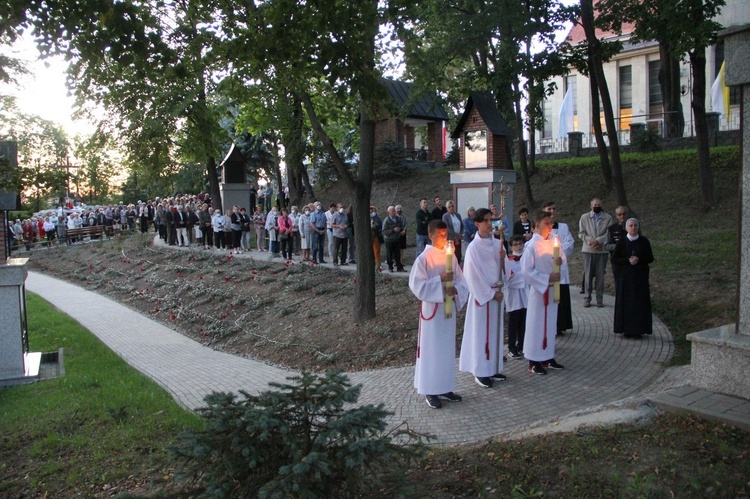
[[659, 44, 685, 139], [512, 79, 535, 208], [582, 0, 627, 206], [588, 62, 614, 192], [353, 106, 377, 322], [582, 0, 612, 193], [285, 94, 307, 207], [689, 50, 715, 211], [301, 169, 317, 201], [299, 90, 377, 321], [206, 155, 221, 210]]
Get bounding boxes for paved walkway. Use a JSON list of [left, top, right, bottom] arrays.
[[26, 260, 680, 445]]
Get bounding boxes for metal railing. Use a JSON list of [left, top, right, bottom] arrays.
[[534, 108, 740, 155]]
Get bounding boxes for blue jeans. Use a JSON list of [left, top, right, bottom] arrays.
[[313, 231, 326, 262], [416, 234, 430, 258]]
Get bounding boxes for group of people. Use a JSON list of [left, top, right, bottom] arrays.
[[408, 198, 654, 410]]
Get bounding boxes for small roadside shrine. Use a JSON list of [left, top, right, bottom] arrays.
[[219, 143, 251, 212], [449, 92, 517, 222]]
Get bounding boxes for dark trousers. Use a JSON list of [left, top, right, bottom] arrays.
[[232, 230, 242, 249], [167, 225, 177, 245], [158, 224, 167, 240], [508, 308, 527, 353], [202, 225, 213, 247], [334, 236, 348, 264], [313, 231, 326, 262], [281, 236, 293, 259], [385, 241, 403, 270], [214, 231, 225, 249]]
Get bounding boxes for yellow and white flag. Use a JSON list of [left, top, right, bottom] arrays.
[[710, 61, 730, 123]]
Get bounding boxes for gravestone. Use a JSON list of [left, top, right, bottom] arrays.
[[687, 24, 750, 399]]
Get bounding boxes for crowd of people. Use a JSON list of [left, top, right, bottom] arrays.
[[408, 197, 653, 410], [5, 191, 653, 413]]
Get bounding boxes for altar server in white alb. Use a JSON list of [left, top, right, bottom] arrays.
[[459, 208, 506, 389], [522, 211, 565, 375], [408, 220, 469, 410]]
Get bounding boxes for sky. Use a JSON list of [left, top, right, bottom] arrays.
[[1, 9, 576, 141], [1, 32, 96, 138]]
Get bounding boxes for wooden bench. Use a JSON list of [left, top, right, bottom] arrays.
[[66, 225, 106, 243]]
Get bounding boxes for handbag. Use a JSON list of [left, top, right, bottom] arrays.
[[280, 232, 289, 241], [194, 226, 203, 238]]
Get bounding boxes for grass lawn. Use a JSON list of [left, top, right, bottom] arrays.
[[0, 293, 202, 498]]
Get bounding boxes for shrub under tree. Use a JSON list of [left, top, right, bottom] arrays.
[[170, 370, 426, 498]]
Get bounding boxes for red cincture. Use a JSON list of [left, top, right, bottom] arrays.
[[542, 289, 549, 349]]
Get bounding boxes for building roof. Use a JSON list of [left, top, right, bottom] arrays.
[[220, 143, 246, 167], [565, 0, 635, 45], [381, 78, 449, 121], [451, 92, 514, 139]]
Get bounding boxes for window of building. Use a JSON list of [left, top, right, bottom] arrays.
[[464, 130, 487, 169], [619, 65, 632, 131], [542, 98, 552, 139], [648, 60, 663, 119], [565, 75, 578, 131]]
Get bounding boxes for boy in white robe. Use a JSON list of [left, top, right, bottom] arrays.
[[459, 208, 506, 388], [522, 211, 565, 375], [504, 235, 528, 358], [408, 220, 469, 409]]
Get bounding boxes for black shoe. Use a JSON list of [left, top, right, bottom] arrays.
[[547, 359, 565, 370], [529, 364, 547, 375], [349, 260, 356, 264], [491, 373, 507, 381], [397, 267, 406, 272], [438, 392, 462, 402], [425, 395, 442, 409], [508, 350, 523, 359], [319, 260, 327, 264], [389, 267, 394, 272], [475, 376, 493, 388], [556, 330, 565, 337]]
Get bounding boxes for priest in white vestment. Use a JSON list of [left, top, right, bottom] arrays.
[[459, 208, 506, 388], [408, 220, 469, 409], [522, 211, 565, 375]]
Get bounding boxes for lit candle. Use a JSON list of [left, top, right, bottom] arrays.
[[445, 240, 454, 318], [553, 236, 561, 303]]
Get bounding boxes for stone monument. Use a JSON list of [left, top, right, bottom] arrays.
[[0, 141, 39, 386], [687, 24, 750, 399], [449, 93, 517, 221]]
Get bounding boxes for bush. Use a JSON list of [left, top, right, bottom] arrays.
[[374, 141, 410, 180], [170, 370, 426, 498], [443, 146, 459, 168], [630, 127, 662, 153]]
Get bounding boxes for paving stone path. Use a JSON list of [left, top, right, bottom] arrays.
[[26, 266, 672, 446]]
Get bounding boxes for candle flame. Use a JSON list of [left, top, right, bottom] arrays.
[[553, 235, 560, 247], [445, 240, 454, 254]]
